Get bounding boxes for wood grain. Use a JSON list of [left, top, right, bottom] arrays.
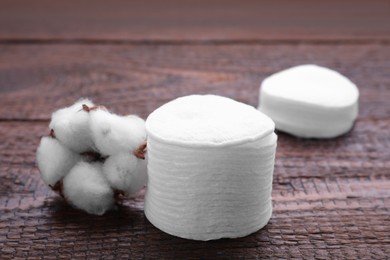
[[1, 0, 390, 258], [1, 43, 389, 259], [0, 0, 389, 42], [0, 43, 389, 120], [0, 120, 389, 258]]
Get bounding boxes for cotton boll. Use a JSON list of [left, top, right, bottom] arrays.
[[102, 153, 148, 196], [63, 162, 115, 215], [49, 99, 95, 153], [89, 109, 147, 156], [36, 137, 80, 186]]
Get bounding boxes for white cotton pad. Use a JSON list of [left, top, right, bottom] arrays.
[[144, 95, 277, 241], [63, 162, 115, 215], [49, 99, 95, 153], [102, 153, 148, 196], [89, 110, 147, 156], [258, 64, 359, 138], [36, 137, 80, 186]]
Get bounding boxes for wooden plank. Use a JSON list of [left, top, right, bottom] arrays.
[[0, 0, 389, 42], [0, 43, 389, 120], [0, 121, 389, 258], [1, 4, 390, 255], [1, 119, 389, 180]]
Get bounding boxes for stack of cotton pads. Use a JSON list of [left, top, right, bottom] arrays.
[[259, 64, 359, 138], [144, 95, 277, 241]]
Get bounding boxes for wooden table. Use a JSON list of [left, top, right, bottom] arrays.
[[1, 0, 389, 258]]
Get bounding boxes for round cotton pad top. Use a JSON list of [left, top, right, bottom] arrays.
[[259, 64, 359, 138], [146, 95, 275, 147], [145, 95, 277, 241]]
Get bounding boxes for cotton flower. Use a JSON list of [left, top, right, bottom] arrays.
[[36, 136, 81, 186], [63, 162, 115, 215], [49, 99, 95, 153], [89, 109, 147, 156], [102, 152, 148, 196], [36, 99, 148, 215]]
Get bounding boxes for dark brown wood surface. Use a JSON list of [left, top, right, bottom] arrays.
[[1, 1, 390, 259], [1, 0, 390, 42]]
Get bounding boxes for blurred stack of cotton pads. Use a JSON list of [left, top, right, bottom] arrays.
[[259, 64, 359, 138], [144, 95, 277, 241]]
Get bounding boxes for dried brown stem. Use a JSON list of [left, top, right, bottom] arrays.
[[49, 180, 65, 198], [81, 104, 107, 112], [49, 129, 56, 138], [113, 189, 125, 203], [133, 141, 147, 160]]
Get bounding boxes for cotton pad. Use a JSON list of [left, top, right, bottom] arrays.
[[258, 64, 359, 138], [145, 95, 277, 241]]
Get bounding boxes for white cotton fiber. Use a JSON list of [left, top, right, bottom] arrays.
[[63, 162, 115, 215], [145, 95, 277, 241], [49, 99, 95, 153], [102, 153, 148, 196], [36, 137, 80, 186], [38, 98, 149, 216], [89, 109, 147, 156], [259, 64, 359, 138]]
